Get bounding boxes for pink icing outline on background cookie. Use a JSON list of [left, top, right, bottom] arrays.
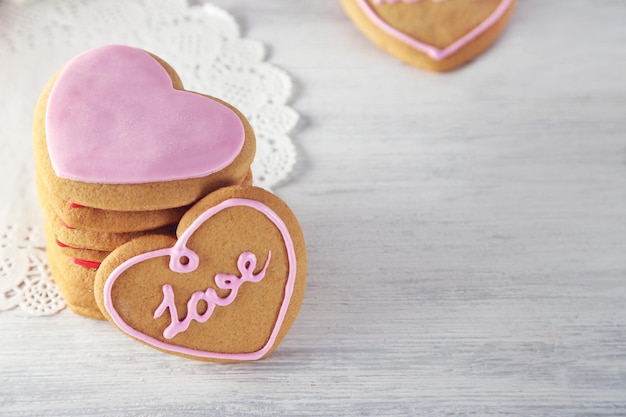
[[102, 198, 297, 361], [356, 0, 514, 61], [374, 0, 450, 4], [46, 45, 245, 184]]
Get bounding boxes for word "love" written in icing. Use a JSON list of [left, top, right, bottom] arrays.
[[154, 251, 272, 339]]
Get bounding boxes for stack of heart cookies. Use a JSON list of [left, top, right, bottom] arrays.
[[33, 45, 256, 320], [33, 45, 306, 361]]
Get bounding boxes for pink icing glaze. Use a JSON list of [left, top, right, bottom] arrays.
[[374, 0, 448, 4], [356, 0, 514, 61], [154, 251, 272, 339], [102, 197, 297, 361], [46, 45, 245, 184]]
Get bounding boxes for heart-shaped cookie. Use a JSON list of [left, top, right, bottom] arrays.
[[47, 44, 244, 184], [342, 0, 516, 71], [35, 168, 252, 233], [34, 45, 255, 210], [94, 186, 307, 362], [44, 224, 105, 320]]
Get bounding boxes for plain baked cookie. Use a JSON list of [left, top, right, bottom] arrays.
[[45, 232, 104, 320], [94, 186, 307, 362], [341, 0, 516, 72], [48, 209, 176, 252], [55, 240, 111, 263], [34, 44, 256, 211], [36, 170, 253, 233], [36, 172, 187, 233]]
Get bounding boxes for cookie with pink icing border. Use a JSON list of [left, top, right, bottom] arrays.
[[341, 0, 516, 71], [33, 44, 256, 211], [93, 186, 307, 362]]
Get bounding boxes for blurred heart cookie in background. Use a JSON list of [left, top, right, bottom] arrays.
[[341, 0, 517, 71]]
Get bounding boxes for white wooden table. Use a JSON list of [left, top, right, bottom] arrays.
[[2, 1, 626, 415]]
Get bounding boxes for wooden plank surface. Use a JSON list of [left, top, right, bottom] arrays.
[[1, 0, 625, 415]]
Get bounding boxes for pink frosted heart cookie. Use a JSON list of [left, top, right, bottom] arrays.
[[33, 44, 256, 211], [93, 186, 307, 362], [341, 0, 516, 71]]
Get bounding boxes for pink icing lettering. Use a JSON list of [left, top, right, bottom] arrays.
[[154, 251, 272, 339], [357, 0, 513, 61]]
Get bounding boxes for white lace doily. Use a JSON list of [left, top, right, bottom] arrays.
[[0, 0, 299, 316]]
